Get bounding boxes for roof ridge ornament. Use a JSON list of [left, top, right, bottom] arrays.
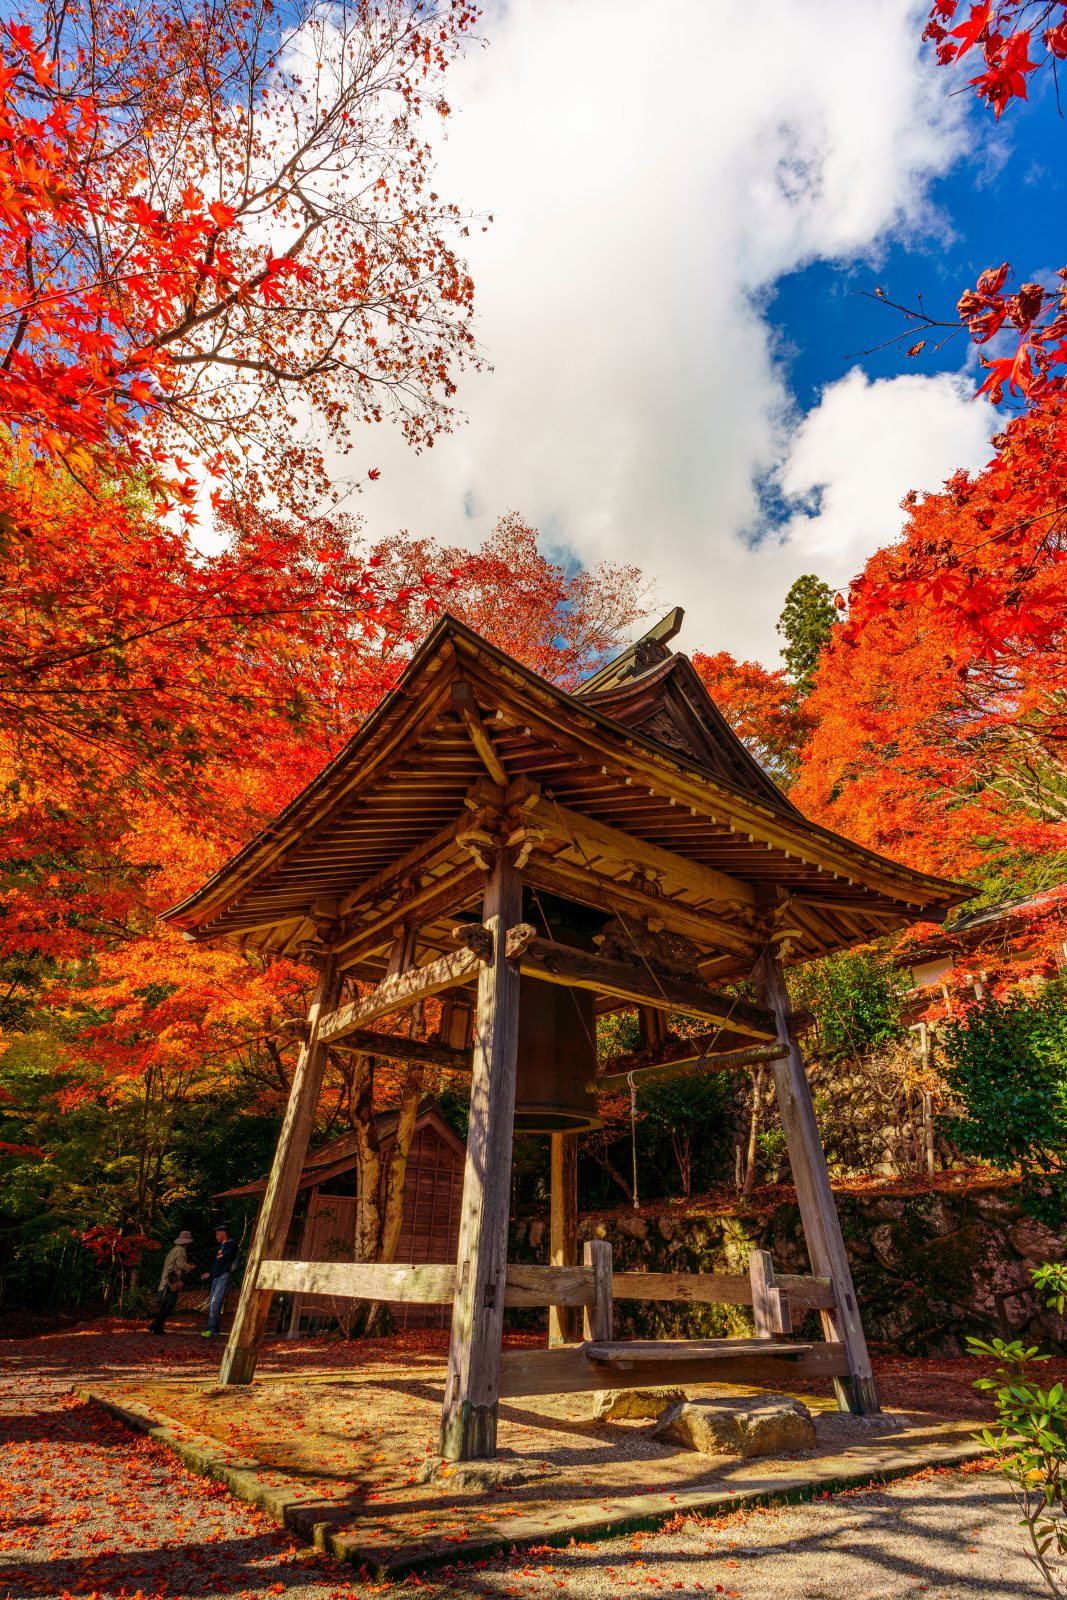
[[580, 606, 684, 694]]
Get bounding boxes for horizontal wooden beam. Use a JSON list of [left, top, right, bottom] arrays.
[[505, 932, 778, 1040], [506, 1265, 593, 1308], [524, 855, 757, 962], [319, 947, 483, 1043], [258, 1259, 455, 1302], [532, 797, 756, 910], [594, 1040, 787, 1093], [585, 1336, 808, 1361], [611, 1270, 835, 1311], [183, 914, 305, 946], [335, 867, 483, 968], [327, 1029, 472, 1072], [256, 1258, 595, 1308], [497, 1340, 850, 1399]]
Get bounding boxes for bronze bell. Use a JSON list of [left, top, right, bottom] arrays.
[[440, 982, 600, 1132], [512, 976, 602, 1133], [441, 898, 604, 1135]]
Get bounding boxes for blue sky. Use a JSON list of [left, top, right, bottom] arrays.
[[302, 2, 1061, 664], [774, 68, 1067, 408]]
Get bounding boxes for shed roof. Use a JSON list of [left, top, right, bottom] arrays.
[[162, 614, 967, 982], [901, 882, 1067, 963], [216, 1101, 465, 1198]]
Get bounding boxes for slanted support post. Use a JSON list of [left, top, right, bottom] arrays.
[[440, 851, 523, 1460], [219, 957, 342, 1385], [548, 1132, 579, 1346], [754, 950, 879, 1415]]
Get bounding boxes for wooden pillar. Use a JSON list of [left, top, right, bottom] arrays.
[[754, 950, 879, 1415], [582, 1239, 614, 1343], [218, 957, 342, 1385], [439, 852, 523, 1460], [748, 1248, 791, 1337], [548, 1132, 579, 1346]]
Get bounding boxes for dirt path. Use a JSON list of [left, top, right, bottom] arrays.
[[0, 1323, 1048, 1600]]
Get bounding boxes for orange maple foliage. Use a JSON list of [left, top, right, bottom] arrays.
[[0, 0, 494, 1265], [690, 650, 815, 788], [1, 501, 649, 1248], [370, 511, 653, 690], [793, 416, 1067, 888], [0, 0, 479, 506]]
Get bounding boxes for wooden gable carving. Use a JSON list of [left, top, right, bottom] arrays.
[[580, 648, 797, 816]]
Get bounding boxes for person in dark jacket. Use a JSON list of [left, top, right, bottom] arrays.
[[149, 1228, 194, 1336], [200, 1222, 238, 1337]]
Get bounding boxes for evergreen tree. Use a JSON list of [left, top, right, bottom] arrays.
[[777, 574, 836, 693]]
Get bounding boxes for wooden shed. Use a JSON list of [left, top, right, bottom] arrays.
[[218, 1101, 465, 1331]]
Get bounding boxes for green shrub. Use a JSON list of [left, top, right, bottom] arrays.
[[637, 1073, 735, 1199], [940, 984, 1067, 1225], [792, 949, 909, 1065], [115, 1285, 157, 1320], [969, 1262, 1067, 1597]]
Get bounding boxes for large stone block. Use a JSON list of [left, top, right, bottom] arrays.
[[1010, 1217, 1065, 1264], [654, 1394, 816, 1459], [593, 1387, 686, 1422]]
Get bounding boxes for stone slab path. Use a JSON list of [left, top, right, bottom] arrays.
[[0, 1321, 1051, 1599], [80, 1368, 989, 1574]]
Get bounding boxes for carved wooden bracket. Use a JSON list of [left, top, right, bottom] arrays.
[[505, 822, 547, 870], [504, 922, 538, 963], [456, 813, 500, 872], [622, 864, 665, 899], [457, 777, 547, 872], [755, 893, 807, 965], [594, 914, 706, 981], [451, 922, 494, 960]]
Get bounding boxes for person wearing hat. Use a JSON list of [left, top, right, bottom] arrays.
[[200, 1222, 238, 1338], [148, 1229, 195, 1336]]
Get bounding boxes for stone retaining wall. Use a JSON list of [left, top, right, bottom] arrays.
[[510, 1183, 1067, 1356]]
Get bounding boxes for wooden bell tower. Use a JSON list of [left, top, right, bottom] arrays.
[[163, 611, 965, 1460]]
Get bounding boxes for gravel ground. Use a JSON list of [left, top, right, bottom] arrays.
[[0, 1321, 1050, 1600]]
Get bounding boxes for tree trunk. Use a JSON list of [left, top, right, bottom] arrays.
[[351, 1055, 382, 1266], [742, 1064, 766, 1195], [671, 1130, 692, 1198], [363, 1066, 424, 1335]]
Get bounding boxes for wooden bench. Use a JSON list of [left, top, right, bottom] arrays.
[[584, 1338, 813, 1363]]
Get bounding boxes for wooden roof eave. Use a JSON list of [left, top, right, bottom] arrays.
[[578, 650, 801, 819], [165, 617, 969, 950], [162, 624, 466, 932], [450, 631, 968, 914]]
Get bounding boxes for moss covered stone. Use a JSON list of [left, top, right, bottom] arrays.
[[510, 1181, 1064, 1355]]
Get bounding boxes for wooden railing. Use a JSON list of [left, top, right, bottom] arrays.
[[612, 1268, 834, 1311], [258, 1246, 833, 1338], [258, 1246, 849, 1397], [257, 1257, 595, 1309]]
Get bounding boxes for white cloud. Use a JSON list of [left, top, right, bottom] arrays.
[[757, 365, 994, 601], [305, 0, 992, 663]]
